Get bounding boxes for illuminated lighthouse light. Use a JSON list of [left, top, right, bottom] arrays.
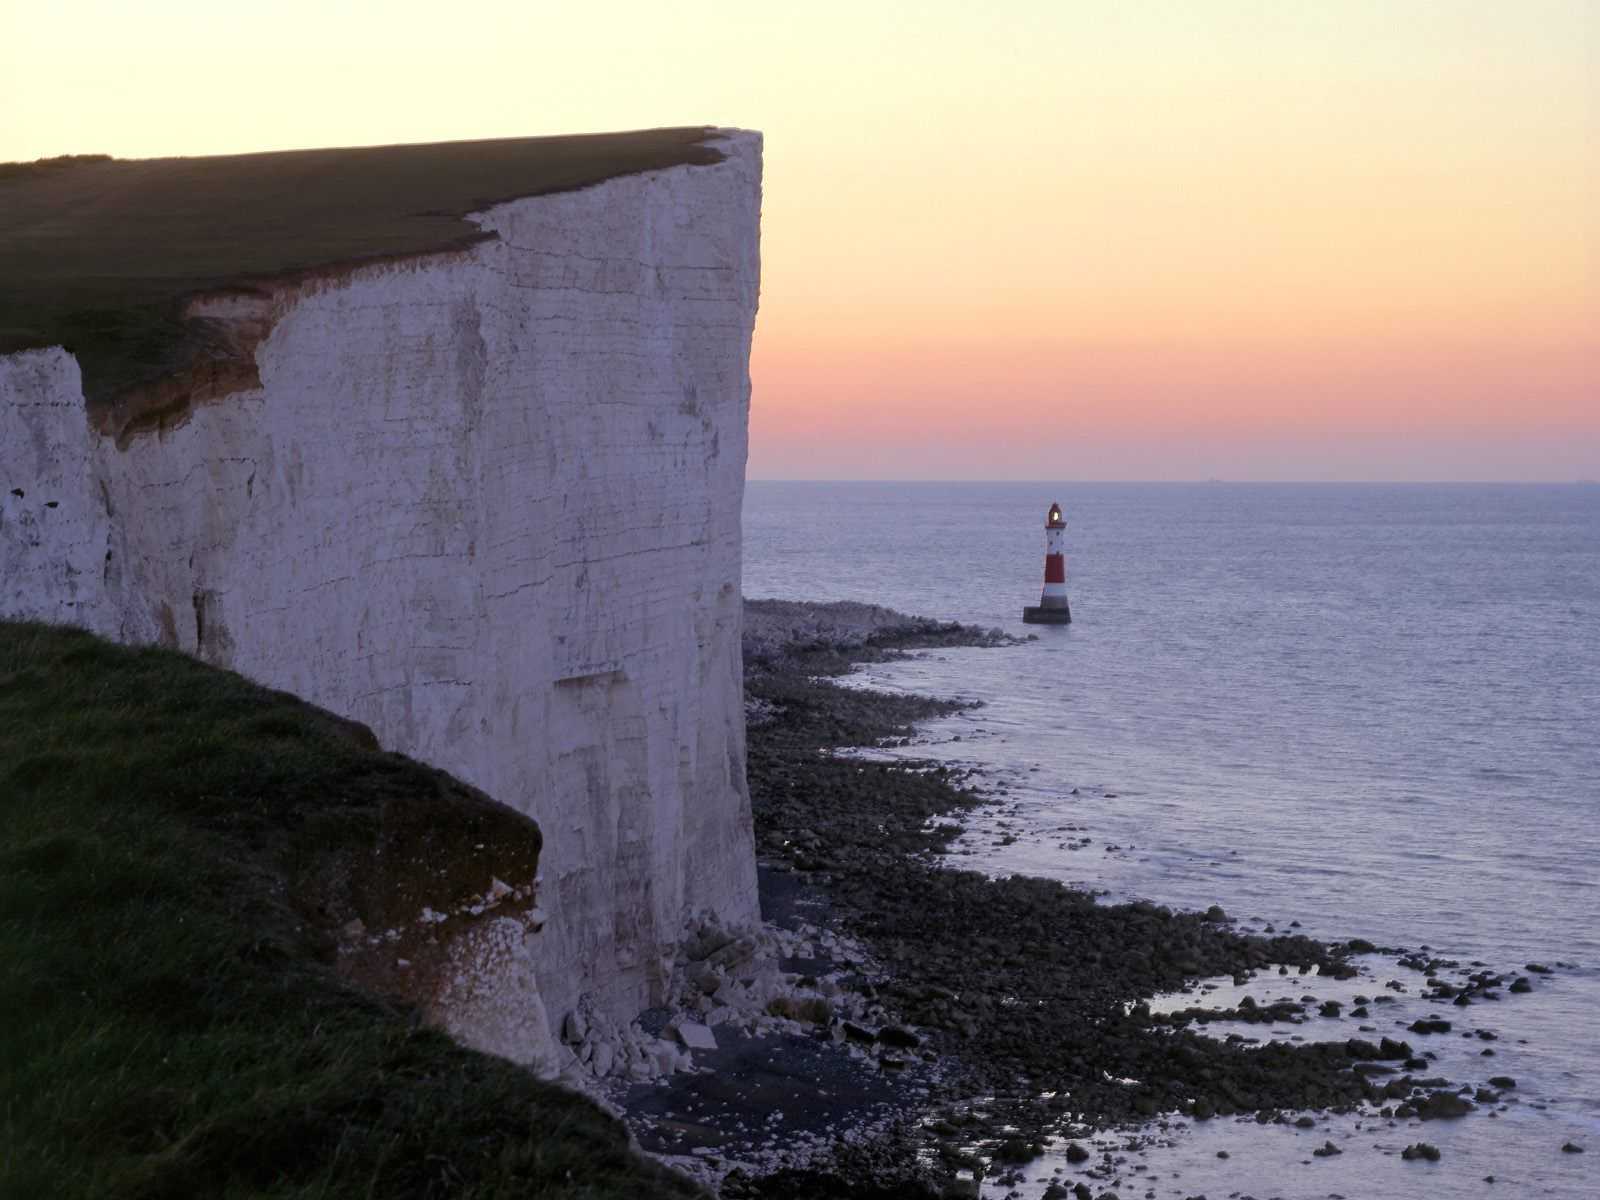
[[1022, 501, 1073, 625]]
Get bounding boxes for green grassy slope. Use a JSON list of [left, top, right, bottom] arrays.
[[0, 128, 723, 413], [0, 621, 701, 1199]]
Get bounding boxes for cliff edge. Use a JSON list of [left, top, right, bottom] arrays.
[[0, 127, 763, 1075], [0, 621, 701, 1198]]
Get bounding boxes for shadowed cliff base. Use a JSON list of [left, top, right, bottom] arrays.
[[0, 127, 726, 437], [0, 621, 701, 1200]]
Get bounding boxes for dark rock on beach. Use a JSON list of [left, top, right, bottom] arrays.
[[1379, 1036, 1414, 1059], [720, 1135, 944, 1199], [725, 599, 1481, 1195], [1416, 1090, 1474, 1119], [743, 600, 1014, 675]]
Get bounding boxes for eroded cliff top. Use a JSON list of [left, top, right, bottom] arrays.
[[0, 126, 729, 426]]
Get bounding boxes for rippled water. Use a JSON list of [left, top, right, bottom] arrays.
[[744, 481, 1600, 1198]]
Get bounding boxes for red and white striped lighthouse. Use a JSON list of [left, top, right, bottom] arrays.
[[1022, 501, 1072, 624]]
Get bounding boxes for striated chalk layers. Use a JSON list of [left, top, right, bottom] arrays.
[[0, 129, 763, 1072]]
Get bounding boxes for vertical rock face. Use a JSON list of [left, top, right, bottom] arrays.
[[0, 130, 762, 1069]]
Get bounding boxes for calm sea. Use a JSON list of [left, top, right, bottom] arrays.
[[744, 481, 1599, 1199]]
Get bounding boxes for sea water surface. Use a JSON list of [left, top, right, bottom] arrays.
[[744, 481, 1599, 1199]]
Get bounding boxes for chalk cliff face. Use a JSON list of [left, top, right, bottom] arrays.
[[0, 130, 762, 1071]]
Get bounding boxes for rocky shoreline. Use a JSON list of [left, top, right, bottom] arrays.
[[619, 601, 1539, 1198]]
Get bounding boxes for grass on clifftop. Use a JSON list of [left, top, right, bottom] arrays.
[[0, 128, 723, 410], [0, 621, 700, 1200]]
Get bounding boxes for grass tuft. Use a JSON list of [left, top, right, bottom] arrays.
[[0, 127, 726, 420], [0, 620, 701, 1199]]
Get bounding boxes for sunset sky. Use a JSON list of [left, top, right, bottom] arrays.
[[3, 1, 1595, 480]]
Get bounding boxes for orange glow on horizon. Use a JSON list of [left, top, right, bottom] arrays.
[[3, 1, 1595, 480]]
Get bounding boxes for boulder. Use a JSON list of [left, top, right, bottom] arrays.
[[561, 1009, 588, 1045], [1417, 1090, 1474, 1120], [674, 1021, 718, 1052]]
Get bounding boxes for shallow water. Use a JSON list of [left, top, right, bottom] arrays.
[[744, 481, 1600, 1197]]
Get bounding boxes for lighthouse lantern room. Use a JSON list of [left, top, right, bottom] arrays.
[[1022, 501, 1072, 624]]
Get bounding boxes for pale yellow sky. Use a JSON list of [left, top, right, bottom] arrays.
[[3, 1, 1596, 478]]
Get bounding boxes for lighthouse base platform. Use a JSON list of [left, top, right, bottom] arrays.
[[1022, 604, 1072, 625]]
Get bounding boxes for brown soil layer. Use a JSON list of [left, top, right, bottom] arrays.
[[0, 127, 725, 428]]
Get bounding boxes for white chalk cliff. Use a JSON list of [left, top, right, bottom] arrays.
[[0, 130, 762, 1073]]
